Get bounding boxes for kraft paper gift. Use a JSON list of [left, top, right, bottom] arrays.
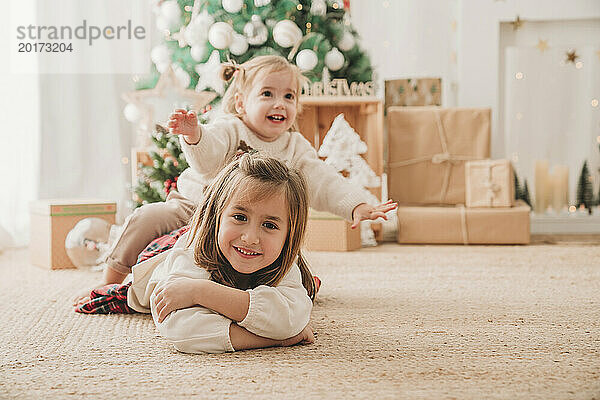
[[396, 201, 530, 245], [465, 159, 515, 208], [303, 209, 361, 252], [387, 107, 491, 205], [384, 78, 442, 108], [29, 199, 117, 269]]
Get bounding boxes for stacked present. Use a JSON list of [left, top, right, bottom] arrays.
[[387, 106, 530, 245]]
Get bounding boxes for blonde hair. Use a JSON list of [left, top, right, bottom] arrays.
[[187, 152, 315, 300], [220, 55, 308, 130]]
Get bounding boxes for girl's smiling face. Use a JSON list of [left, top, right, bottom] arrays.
[[217, 188, 289, 275], [235, 69, 298, 142]]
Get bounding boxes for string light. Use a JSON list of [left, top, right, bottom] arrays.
[[121, 157, 129, 165], [592, 99, 599, 108], [332, 2, 339, 9], [306, 22, 312, 29], [575, 61, 583, 69], [297, 4, 302, 10], [184, 5, 192, 12], [569, 205, 576, 213], [515, 72, 523, 79]]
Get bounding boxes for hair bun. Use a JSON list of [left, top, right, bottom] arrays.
[[220, 64, 237, 82]]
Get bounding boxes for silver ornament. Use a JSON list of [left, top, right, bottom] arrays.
[[243, 15, 268, 46], [310, 0, 327, 16], [254, 0, 271, 6], [65, 218, 112, 268]]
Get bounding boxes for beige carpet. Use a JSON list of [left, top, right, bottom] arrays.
[[0, 244, 599, 399]]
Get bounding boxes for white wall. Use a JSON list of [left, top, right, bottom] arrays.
[[351, 0, 459, 106], [351, 0, 600, 156]]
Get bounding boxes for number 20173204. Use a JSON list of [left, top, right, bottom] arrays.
[[18, 42, 73, 52]]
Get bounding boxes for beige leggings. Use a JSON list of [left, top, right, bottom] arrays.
[[103, 190, 196, 274]]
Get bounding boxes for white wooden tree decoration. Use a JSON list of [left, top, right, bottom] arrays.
[[318, 113, 381, 246]]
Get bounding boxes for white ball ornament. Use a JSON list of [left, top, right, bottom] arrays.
[[273, 19, 303, 48], [190, 44, 207, 61], [208, 22, 234, 49], [325, 47, 345, 71], [222, 0, 243, 13], [160, 0, 182, 22], [123, 103, 141, 123], [296, 49, 318, 71], [151, 44, 172, 65], [338, 31, 355, 51], [243, 15, 268, 45], [155, 16, 171, 31], [65, 218, 112, 268], [229, 33, 249, 55], [310, 0, 327, 16]]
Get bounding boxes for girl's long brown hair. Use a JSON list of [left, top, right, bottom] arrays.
[[187, 152, 315, 300]]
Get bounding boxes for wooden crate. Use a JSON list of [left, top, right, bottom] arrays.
[[132, 97, 385, 199], [298, 96, 384, 177]]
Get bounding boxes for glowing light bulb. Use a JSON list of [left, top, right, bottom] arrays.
[[575, 61, 583, 69], [515, 72, 523, 79], [592, 99, 599, 108], [569, 205, 576, 213], [121, 157, 129, 165]]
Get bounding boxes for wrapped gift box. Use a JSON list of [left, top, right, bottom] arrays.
[[387, 107, 491, 205], [396, 201, 530, 244], [465, 159, 514, 208], [385, 78, 442, 107], [30, 199, 116, 269], [303, 209, 361, 252]]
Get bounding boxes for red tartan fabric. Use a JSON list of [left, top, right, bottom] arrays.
[[75, 282, 135, 314], [136, 225, 190, 263]]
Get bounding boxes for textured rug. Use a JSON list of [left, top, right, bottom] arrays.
[[0, 244, 599, 399]]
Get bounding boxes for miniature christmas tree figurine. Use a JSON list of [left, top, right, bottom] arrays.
[[576, 160, 593, 214], [521, 179, 532, 207], [318, 113, 380, 189], [318, 113, 380, 246]]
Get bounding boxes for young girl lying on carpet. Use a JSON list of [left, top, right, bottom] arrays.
[[79, 153, 317, 353], [73, 55, 395, 307]]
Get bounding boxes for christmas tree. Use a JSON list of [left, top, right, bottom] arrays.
[[134, 124, 191, 206], [576, 160, 593, 214], [131, 0, 373, 206], [140, 0, 372, 92]]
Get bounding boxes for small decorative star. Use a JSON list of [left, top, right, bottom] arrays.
[[170, 26, 188, 48], [536, 39, 548, 52], [195, 50, 225, 95], [565, 50, 579, 64], [511, 15, 523, 31]]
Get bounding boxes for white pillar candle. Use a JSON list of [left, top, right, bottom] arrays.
[[534, 160, 549, 212]]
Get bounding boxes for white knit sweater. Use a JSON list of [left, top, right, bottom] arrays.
[[176, 114, 372, 221]]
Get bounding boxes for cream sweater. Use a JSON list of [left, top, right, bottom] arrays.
[[127, 232, 313, 354], [176, 114, 372, 221]]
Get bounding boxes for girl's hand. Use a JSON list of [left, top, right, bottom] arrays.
[[351, 200, 398, 229], [167, 108, 201, 144], [153, 277, 203, 323], [280, 324, 315, 347]]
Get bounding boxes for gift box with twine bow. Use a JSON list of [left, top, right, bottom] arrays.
[[396, 201, 530, 245], [465, 159, 514, 208], [387, 107, 491, 205]]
